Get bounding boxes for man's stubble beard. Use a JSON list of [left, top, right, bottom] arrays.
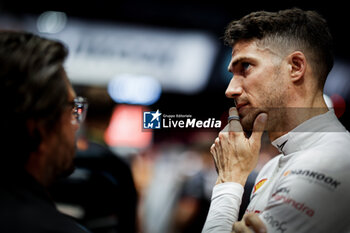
[[50, 131, 77, 182], [240, 65, 288, 133]]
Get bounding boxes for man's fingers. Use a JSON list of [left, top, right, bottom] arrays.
[[244, 213, 267, 233], [249, 113, 267, 145], [221, 124, 229, 132], [210, 143, 219, 174], [228, 107, 243, 132], [210, 143, 215, 155], [232, 221, 252, 233]]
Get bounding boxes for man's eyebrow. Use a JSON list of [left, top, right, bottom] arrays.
[[227, 56, 251, 72]]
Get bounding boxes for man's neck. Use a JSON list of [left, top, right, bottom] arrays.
[[25, 152, 53, 187], [268, 93, 329, 141]]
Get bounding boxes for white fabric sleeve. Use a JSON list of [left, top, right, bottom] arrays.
[[202, 182, 244, 233]]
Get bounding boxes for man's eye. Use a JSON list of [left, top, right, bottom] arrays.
[[242, 62, 251, 70]]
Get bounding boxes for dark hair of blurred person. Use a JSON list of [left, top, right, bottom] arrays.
[[0, 31, 90, 233]]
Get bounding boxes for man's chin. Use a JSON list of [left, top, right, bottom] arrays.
[[58, 163, 76, 179], [241, 120, 254, 133], [240, 114, 254, 131], [240, 111, 263, 132]]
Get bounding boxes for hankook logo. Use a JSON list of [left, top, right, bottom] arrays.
[[284, 169, 341, 190]]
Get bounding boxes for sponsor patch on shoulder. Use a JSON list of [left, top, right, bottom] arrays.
[[253, 178, 268, 194]]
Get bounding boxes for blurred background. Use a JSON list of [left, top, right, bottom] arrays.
[[1, 0, 349, 232]]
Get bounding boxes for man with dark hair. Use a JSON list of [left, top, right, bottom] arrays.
[[0, 31, 89, 232], [203, 8, 350, 233]]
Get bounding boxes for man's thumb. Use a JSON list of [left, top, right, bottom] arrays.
[[250, 113, 268, 144]]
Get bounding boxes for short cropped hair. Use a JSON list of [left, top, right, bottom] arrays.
[[224, 8, 334, 88], [0, 31, 68, 168]]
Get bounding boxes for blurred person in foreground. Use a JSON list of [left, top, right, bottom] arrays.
[[0, 31, 90, 232], [202, 8, 350, 233], [49, 86, 138, 233]]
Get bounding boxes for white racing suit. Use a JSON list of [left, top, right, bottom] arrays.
[[203, 110, 350, 233]]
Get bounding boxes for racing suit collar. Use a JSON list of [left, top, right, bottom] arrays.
[[271, 109, 343, 155]]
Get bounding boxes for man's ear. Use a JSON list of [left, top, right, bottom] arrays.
[[26, 119, 46, 153], [287, 51, 307, 82]]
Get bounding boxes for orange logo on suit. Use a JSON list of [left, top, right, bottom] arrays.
[[283, 170, 291, 176], [253, 178, 267, 194]]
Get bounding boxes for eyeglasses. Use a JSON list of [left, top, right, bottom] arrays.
[[69, 96, 88, 124]]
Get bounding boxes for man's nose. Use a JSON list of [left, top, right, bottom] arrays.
[[225, 77, 243, 99]]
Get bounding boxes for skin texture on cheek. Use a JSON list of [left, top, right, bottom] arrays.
[[229, 40, 290, 133], [44, 111, 76, 182], [49, 82, 78, 181], [58, 85, 79, 178], [244, 62, 289, 133]]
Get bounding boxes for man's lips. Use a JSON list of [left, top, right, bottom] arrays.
[[236, 102, 249, 113]]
